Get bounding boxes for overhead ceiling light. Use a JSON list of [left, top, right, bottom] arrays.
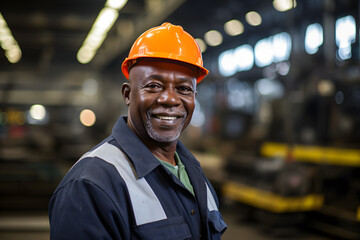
[[6, 47, 22, 63], [305, 23, 323, 54], [273, 0, 297, 12], [233, 45, 254, 71], [195, 38, 207, 53], [27, 104, 49, 125], [245, 11, 262, 26], [218, 44, 254, 77], [224, 19, 244, 36], [336, 15, 356, 60], [80, 109, 96, 127], [93, 8, 119, 32], [106, 0, 128, 10], [77, 0, 128, 64], [204, 30, 223, 47], [254, 32, 292, 67], [29, 104, 46, 121], [218, 50, 237, 77], [77, 46, 96, 64], [0, 13, 22, 63]]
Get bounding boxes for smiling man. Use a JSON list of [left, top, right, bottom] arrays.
[[49, 23, 227, 240]]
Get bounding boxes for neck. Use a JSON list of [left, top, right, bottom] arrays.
[[147, 140, 177, 166]]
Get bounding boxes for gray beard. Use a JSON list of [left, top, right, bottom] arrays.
[[144, 115, 185, 143]]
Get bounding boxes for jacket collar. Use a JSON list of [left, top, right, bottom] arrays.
[[111, 116, 201, 179], [111, 116, 161, 179]]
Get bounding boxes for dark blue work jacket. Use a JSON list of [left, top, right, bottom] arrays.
[[49, 116, 227, 239]]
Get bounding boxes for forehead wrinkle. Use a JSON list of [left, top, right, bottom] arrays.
[[177, 76, 194, 83], [146, 74, 165, 81]]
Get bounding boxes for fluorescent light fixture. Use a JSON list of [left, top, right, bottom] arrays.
[[6, 47, 22, 63], [336, 15, 356, 60], [305, 23, 323, 54], [233, 45, 254, 71], [93, 8, 119, 31], [255, 32, 291, 67], [272, 32, 291, 62], [218, 32, 291, 75], [254, 39, 273, 67], [30, 104, 46, 121], [218, 50, 237, 77], [273, 0, 297, 12], [27, 104, 49, 125], [204, 30, 223, 47], [106, 0, 128, 10], [245, 11, 262, 26], [224, 19, 244, 36], [218, 44, 254, 76], [77, 0, 128, 64], [0, 13, 22, 63], [77, 46, 96, 64], [218, 44, 254, 77]]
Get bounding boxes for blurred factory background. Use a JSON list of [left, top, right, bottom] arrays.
[[0, 0, 360, 239]]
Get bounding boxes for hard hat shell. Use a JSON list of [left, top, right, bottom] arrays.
[[121, 23, 209, 83]]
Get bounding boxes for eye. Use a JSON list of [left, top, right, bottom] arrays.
[[177, 86, 195, 95], [145, 83, 162, 92]]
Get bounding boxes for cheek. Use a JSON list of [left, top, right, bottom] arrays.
[[184, 98, 196, 115], [138, 93, 149, 104], [131, 92, 155, 118]]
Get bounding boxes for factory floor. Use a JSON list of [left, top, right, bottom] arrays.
[[221, 208, 333, 240], [0, 209, 334, 240]]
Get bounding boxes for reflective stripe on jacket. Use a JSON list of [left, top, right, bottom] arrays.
[[49, 116, 227, 240]]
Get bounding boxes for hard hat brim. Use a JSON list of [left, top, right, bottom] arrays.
[[122, 56, 209, 83]]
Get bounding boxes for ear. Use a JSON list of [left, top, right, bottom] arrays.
[[121, 82, 131, 106]]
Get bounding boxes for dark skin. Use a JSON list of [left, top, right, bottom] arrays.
[[121, 59, 198, 165]]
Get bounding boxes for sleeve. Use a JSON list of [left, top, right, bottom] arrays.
[[48, 178, 128, 240]]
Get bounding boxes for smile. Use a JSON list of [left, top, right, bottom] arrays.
[[155, 115, 178, 120]]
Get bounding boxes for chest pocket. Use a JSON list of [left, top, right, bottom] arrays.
[[132, 216, 191, 240]]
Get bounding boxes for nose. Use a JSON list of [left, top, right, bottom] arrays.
[[156, 88, 181, 106]]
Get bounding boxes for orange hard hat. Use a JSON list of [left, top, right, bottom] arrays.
[[121, 22, 209, 83]]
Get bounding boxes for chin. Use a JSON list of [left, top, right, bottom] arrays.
[[144, 117, 185, 143], [147, 128, 181, 143]]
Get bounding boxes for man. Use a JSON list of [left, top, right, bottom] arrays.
[[49, 22, 227, 240]]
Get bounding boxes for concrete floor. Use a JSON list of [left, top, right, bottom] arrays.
[[0, 213, 49, 240], [0, 210, 334, 240]]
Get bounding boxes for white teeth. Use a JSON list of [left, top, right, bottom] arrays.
[[157, 116, 177, 120]]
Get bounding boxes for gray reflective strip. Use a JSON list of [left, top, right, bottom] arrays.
[[80, 142, 167, 225], [206, 183, 218, 211]]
